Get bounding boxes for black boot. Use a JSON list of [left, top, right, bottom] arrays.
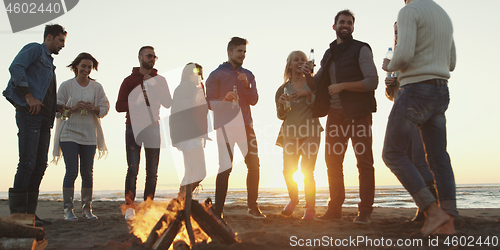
[[8, 188, 27, 214], [27, 190, 52, 226]]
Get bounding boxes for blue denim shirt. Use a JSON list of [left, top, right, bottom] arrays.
[[3, 42, 55, 108]]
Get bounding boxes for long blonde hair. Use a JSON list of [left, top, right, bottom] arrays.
[[283, 50, 307, 83]]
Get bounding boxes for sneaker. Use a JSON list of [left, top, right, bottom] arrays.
[[124, 208, 136, 221], [315, 208, 341, 222], [353, 211, 371, 224], [302, 208, 316, 220], [247, 207, 266, 219], [281, 200, 299, 216]]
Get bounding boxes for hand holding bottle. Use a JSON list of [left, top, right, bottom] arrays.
[[385, 77, 397, 86], [61, 97, 72, 120], [382, 47, 393, 72], [231, 85, 239, 109], [283, 87, 291, 111]]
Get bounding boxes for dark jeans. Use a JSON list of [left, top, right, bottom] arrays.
[[325, 108, 375, 213], [214, 125, 260, 215], [382, 80, 457, 217], [124, 124, 160, 204], [60, 142, 96, 188], [13, 110, 52, 190], [407, 128, 434, 184]]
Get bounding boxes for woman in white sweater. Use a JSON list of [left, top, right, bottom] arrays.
[[53, 53, 109, 221]]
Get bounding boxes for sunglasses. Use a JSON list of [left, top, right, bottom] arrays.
[[141, 54, 158, 60]]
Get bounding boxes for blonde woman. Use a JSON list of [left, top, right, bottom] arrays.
[[275, 50, 323, 220]]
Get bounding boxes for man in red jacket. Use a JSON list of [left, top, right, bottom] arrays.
[[116, 46, 172, 220]]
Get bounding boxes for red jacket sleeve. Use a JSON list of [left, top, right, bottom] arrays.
[[115, 77, 130, 113]]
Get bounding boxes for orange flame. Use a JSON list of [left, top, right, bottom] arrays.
[[121, 197, 211, 248]]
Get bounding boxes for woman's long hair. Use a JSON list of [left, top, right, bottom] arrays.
[[283, 50, 307, 83]]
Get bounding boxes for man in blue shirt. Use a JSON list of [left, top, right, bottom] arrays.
[[206, 37, 265, 219], [3, 24, 67, 226]]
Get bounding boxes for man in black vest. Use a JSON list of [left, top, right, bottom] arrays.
[[307, 9, 378, 224]]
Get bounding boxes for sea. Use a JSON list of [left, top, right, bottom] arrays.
[[1, 184, 499, 209]]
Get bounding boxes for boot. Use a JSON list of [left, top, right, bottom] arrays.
[[81, 188, 98, 220], [27, 190, 50, 226], [8, 188, 27, 214], [63, 188, 78, 221]]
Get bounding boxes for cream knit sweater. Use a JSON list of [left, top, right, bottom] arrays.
[[52, 78, 110, 162], [387, 0, 456, 86]]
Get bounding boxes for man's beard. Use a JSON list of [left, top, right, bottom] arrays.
[[142, 60, 154, 70], [336, 29, 353, 41]]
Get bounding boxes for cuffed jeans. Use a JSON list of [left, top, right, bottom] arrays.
[[13, 110, 52, 190], [214, 125, 260, 215], [125, 124, 160, 204], [382, 79, 457, 217], [60, 142, 96, 188], [325, 108, 375, 213]]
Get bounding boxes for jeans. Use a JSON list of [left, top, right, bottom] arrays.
[[382, 80, 457, 217], [214, 125, 260, 215], [124, 124, 160, 204], [283, 136, 320, 208], [407, 128, 434, 184], [60, 142, 96, 188], [13, 110, 52, 190], [325, 108, 375, 213]]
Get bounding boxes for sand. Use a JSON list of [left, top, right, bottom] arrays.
[[0, 200, 499, 249]]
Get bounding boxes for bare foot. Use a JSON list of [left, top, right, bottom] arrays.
[[421, 202, 450, 236], [432, 217, 456, 235]]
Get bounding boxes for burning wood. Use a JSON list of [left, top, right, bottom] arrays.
[[189, 200, 236, 245], [172, 241, 190, 250], [144, 214, 169, 248], [126, 198, 237, 250], [151, 211, 184, 250]]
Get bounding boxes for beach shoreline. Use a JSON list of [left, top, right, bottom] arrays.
[[1, 200, 499, 249]]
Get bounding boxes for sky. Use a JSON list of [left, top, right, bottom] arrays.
[[0, 0, 499, 193]]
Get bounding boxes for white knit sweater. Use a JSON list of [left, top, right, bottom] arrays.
[[387, 0, 456, 86], [52, 78, 110, 162]]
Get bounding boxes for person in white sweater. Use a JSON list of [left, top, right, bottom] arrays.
[[382, 0, 456, 236], [53, 52, 110, 221]]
